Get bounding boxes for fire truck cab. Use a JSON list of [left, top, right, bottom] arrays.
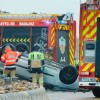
[[79, 0, 100, 97]]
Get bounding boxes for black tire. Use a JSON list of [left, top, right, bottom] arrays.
[[92, 88, 100, 97], [16, 43, 29, 53], [59, 65, 78, 85], [0, 43, 16, 57]]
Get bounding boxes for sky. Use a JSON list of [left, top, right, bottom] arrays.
[[0, 0, 86, 37]]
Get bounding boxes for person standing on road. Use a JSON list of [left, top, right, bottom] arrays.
[[28, 46, 45, 88], [1, 45, 21, 79]]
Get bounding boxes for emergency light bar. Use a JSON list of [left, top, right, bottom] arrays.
[[58, 20, 68, 24]]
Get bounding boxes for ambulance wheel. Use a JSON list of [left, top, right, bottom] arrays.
[[16, 43, 29, 53], [92, 88, 100, 97], [59, 65, 78, 85]]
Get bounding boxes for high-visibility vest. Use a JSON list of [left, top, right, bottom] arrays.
[[28, 51, 44, 60], [28, 51, 44, 68]]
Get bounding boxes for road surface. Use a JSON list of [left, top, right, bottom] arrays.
[[47, 91, 100, 100]]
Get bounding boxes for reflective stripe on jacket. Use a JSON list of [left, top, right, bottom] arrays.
[[28, 51, 44, 61]]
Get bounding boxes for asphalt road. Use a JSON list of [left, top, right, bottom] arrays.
[[47, 91, 100, 100]]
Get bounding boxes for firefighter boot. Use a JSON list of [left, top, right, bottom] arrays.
[[32, 73, 38, 88], [38, 73, 43, 87]]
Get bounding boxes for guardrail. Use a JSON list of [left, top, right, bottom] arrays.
[[0, 87, 49, 100]]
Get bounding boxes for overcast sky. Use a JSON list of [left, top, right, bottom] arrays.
[[0, 0, 86, 37]]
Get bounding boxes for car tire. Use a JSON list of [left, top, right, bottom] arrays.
[[16, 43, 29, 53], [0, 44, 16, 61], [59, 65, 78, 85], [92, 88, 100, 97], [0, 43, 16, 55]]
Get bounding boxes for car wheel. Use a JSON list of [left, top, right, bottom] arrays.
[[0, 43, 16, 56], [59, 65, 78, 85], [16, 43, 29, 53]]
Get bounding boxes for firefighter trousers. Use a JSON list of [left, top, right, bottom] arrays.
[[32, 73, 43, 87]]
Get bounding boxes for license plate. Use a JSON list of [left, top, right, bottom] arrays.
[[80, 78, 96, 82]]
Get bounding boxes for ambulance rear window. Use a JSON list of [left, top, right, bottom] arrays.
[[86, 44, 95, 50]]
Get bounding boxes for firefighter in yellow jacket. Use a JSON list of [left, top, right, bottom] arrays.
[[28, 46, 44, 88]]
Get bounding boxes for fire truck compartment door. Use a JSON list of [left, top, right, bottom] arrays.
[[56, 30, 69, 66], [95, 18, 100, 77], [84, 41, 95, 63]]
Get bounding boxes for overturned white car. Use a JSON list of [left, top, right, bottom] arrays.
[[0, 56, 79, 90]]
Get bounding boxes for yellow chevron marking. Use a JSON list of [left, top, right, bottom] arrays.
[[70, 48, 73, 58], [69, 36, 74, 46], [91, 27, 96, 37], [69, 53, 72, 64], [70, 44, 74, 54], [24, 38, 26, 42], [70, 56, 73, 65], [51, 39, 55, 46], [87, 12, 94, 22], [83, 19, 86, 25], [16, 38, 19, 42], [27, 38, 30, 42], [82, 63, 92, 71], [69, 47, 74, 61], [58, 25, 69, 30], [80, 61, 83, 66], [6, 38, 8, 42], [93, 13, 100, 24], [90, 14, 99, 25], [90, 67, 95, 72], [51, 33, 55, 41], [83, 11, 87, 25], [83, 26, 89, 36], [13, 38, 16, 42], [3, 38, 5, 42], [61, 26, 66, 30], [70, 31, 74, 41], [94, 37, 96, 41], [51, 27, 54, 34], [70, 52, 74, 61], [69, 38, 73, 47], [65, 25, 69, 30], [20, 38, 23, 42], [9, 38, 12, 42], [83, 11, 94, 25]]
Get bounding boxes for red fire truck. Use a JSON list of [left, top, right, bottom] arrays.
[[79, 0, 100, 97], [0, 13, 76, 67]]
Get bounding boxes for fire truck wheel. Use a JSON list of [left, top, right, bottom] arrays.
[[59, 65, 78, 85], [16, 43, 29, 53], [92, 88, 100, 97], [0, 43, 16, 55]]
